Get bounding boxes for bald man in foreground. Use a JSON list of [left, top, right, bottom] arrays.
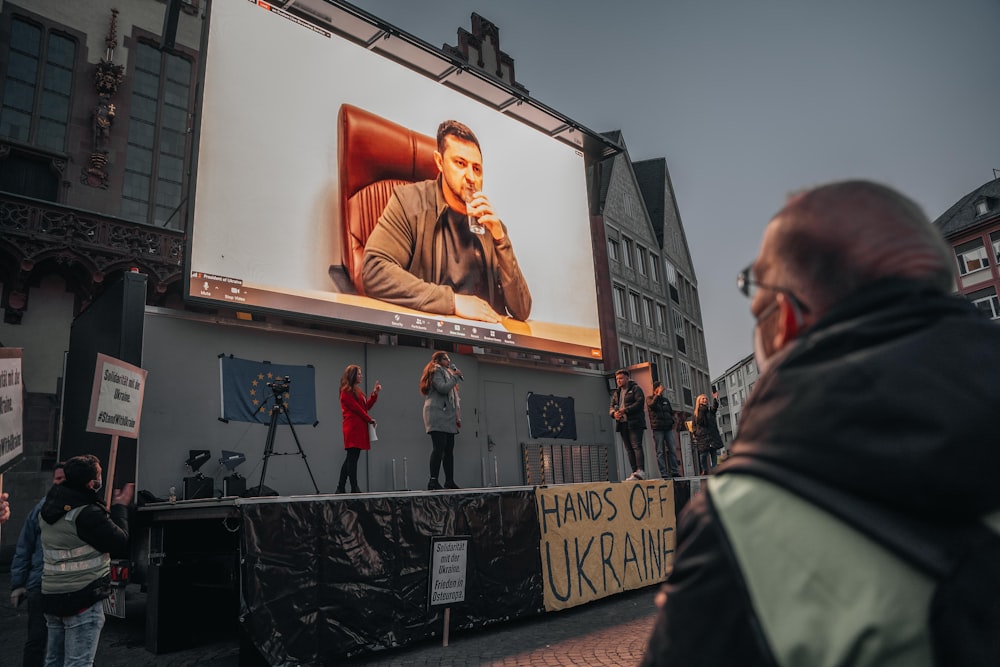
[[642, 181, 1000, 666]]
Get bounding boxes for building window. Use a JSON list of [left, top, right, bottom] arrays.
[[0, 17, 75, 152], [649, 252, 660, 282], [665, 260, 679, 303], [673, 308, 686, 354], [642, 297, 654, 328], [662, 357, 673, 389], [621, 343, 633, 367], [607, 238, 619, 262], [622, 238, 634, 268], [969, 286, 1000, 319], [656, 303, 667, 333], [629, 291, 641, 324], [991, 231, 1000, 265], [612, 284, 626, 319], [122, 42, 192, 228], [955, 239, 989, 276], [679, 361, 692, 406], [636, 245, 647, 275], [636, 347, 647, 363]]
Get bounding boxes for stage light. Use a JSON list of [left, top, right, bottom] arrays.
[[220, 450, 248, 497], [184, 450, 211, 473], [219, 450, 246, 472]]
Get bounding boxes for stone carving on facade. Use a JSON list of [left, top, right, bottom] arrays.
[[82, 10, 124, 189]]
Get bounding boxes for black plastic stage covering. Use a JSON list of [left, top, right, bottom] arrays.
[[140, 480, 683, 665], [239, 488, 544, 663]]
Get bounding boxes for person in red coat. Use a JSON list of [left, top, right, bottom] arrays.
[[336, 365, 381, 493]]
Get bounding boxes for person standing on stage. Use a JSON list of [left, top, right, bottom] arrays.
[[647, 382, 679, 478], [419, 351, 463, 490], [610, 368, 646, 481], [336, 364, 380, 494], [11, 462, 66, 667]]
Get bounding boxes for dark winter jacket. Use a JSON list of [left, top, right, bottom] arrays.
[[39, 483, 129, 616], [610, 380, 645, 432], [692, 399, 722, 452], [642, 278, 1000, 667], [646, 394, 675, 431]]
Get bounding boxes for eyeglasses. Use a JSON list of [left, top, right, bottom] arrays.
[[737, 264, 810, 315]]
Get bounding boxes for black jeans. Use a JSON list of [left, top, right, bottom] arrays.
[[428, 431, 456, 483], [337, 448, 362, 492], [619, 426, 645, 473]]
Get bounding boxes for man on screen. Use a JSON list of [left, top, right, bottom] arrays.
[[361, 120, 532, 322]]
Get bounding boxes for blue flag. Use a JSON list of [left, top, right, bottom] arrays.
[[526, 393, 577, 440], [220, 356, 317, 425]]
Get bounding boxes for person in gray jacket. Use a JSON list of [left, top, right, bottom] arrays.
[[419, 351, 463, 490]]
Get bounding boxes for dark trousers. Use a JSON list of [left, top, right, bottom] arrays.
[[337, 449, 362, 492], [429, 431, 456, 483], [619, 426, 645, 473], [25, 588, 47, 667], [698, 449, 718, 475]]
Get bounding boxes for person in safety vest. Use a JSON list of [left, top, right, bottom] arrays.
[[39, 454, 133, 667]]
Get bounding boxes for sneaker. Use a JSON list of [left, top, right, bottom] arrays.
[[427, 478, 442, 490], [625, 472, 638, 481], [634, 469, 645, 480]]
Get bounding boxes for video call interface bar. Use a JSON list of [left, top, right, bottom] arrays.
[[191, 271, 554, 354]]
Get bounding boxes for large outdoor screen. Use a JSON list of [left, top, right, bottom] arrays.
[[187, 0, 602, 359]]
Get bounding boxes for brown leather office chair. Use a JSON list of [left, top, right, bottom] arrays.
[[336, 104, 438, 295]]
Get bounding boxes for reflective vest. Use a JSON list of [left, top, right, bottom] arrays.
[[709, 474, 934, 667], [39, 506, 110, 595]]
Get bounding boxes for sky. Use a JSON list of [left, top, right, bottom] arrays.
[[348, 0, 1000, 377]]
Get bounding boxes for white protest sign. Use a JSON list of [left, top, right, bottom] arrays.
[[87, 353, 147, 438], [428, 536, 470, 607], [0, 349, 24, 474]]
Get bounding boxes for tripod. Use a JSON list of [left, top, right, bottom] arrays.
[[255, 386, 320, 495]]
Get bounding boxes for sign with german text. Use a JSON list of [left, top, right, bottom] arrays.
[[87, 353, 148, 438], [536, 480, 676, 611], [0, 348, 24, 474], [428, 536, 470, 607]]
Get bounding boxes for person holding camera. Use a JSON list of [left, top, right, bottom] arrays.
[[419, 351, 463, 490], [337, 365, 380, 494]]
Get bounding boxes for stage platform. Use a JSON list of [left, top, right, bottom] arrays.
[[137, 479, 695, 664]]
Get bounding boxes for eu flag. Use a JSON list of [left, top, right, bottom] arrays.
[[526, 393, 577, 440], [220, 356, 317, 425]]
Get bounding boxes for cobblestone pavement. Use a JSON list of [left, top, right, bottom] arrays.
[[0, 586, 659, 666]]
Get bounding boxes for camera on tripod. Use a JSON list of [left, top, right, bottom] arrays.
[[267, 376, 291, 394]]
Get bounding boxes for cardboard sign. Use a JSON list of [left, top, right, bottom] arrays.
[[0, 348, 24, 474], [87, 353, 148, 438], [536, 480, 676, 611]]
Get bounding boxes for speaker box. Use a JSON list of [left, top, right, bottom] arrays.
[[223, 474, 246, 498], [183, 475, 214, 500]]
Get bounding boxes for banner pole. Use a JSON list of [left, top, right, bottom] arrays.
[[442, 607, 450, 647], [104, 434, 119, 506]]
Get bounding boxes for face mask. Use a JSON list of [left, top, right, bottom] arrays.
[[753, 324, 771, 375], [92, 478, 103, 493]]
